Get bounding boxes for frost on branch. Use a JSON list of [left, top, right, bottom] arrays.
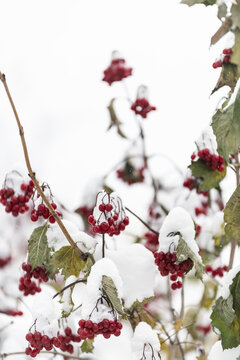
[[132, 322, 161, 360], [107, 244, 155, 309]]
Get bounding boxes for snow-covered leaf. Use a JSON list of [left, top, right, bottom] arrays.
[[181, 0, 216, 5], [81, 339, 94, 353], [28, 225, 50, 269], [189, 159, 226, 191], [224, 185, 240, 243], [176, 236, 204, 279], [102, 275, 125, 315], [52, 246, 85, 279]]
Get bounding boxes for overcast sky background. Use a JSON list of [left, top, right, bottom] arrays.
[[0, 0, 230, 210]]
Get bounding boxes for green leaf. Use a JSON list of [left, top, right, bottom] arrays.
[[176, 236, 204, 280], [232, 1, 240, 29], [211, 64, 238, 95], [107, 98, 127, 139], [28, 225, 50, 269], [230, 271, 240, 318], [181, 0, 216, 5], [224, 185, 240, 243], [102, 275, 125, 315], [189, 159, 226, 191], [231, 29, 240, 69], [81, 339, 94, 353], [128, 296, 154, 311], [52, 246, 85, 279], [211, 296, 240, 349], [212, 104, 239, 159]]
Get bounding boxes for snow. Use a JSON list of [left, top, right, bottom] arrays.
[[107, 244, 156, 308], [60, 275, 77, 314], [81, 258, 123, 322], [197, 211, 224, 252], [208, 340, 240, 360], [132, 322, 160, 360], [47, 219, 97, 253], [218, 265, 240, 299], [158, 207, 201, 261]]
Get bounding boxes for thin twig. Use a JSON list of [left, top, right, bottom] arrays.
[[125, 207, 159, 235], [53, 279, 87, 299], [228, 238, 237, 270], [0, 350, 93, 359], [102, 233, 105, 258], [180, 278, 184, 320], [0, 72, 84, 260]]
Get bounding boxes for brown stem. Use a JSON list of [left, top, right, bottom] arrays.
[[102, 233, 105, 258], [0, 351, 90, 359], [228, 238, 237, 271], [53, 279, 87, 299], [0, 72, 84, 260], [125, 207, 159, 235]]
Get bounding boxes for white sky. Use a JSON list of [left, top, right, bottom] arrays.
[[0, 0, 229, 209]]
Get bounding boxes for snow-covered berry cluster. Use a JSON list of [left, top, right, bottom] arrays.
[[144, 232, 159, 252], [0, 180, 34, 216], [31, 202, 61, 223], [77, 319, 122, 340], [25, 327, 81, 357], [116, 161, 146, 185], [19, 262, 48, 296], [212, 48, 232, 69], [205, 265, 228, 278], [0, 255, 11, 268], [102, 52, 132, 85], [154, 251, 193, 290], [0, 309, 23, 316], [88, 191, 129, 236], [191, 148, 225, 172], [131, 97, 156, 118]]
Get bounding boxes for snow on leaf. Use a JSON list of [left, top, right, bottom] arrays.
[[52, 245, 85, 279], [28, 225, 50, 269], [189, 159, 226, 191], [81, 339, 94, 353], [102, 275, 125, 315], [177, 236, 204, 280], [224, 185, 240, 243]]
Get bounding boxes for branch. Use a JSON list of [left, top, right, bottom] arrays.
[[53, 279, 87, 299], [125, 207, 159, 235], [0, 72, 84, 260], [0, 350, 93, 359]]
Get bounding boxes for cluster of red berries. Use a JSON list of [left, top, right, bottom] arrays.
[[0, 255, 11, 268], [31, 202, 61, 223], [148, 204, 162, 220], [25, 327, 81, 357], [205, 265, 228, 278], [195, 224, 201, 237], [191, 148, 225, 172], [154, 251, 193, 290], [19, 262, 48, 296], [131, 98, 156, 118], [103, 58, 132, 85], [144, 232, 159, 252], [195, 200, 209, 217], [196, 324, 211, 335], [76, 205, 94, 220], [116, 162, 146, 185], [0, 309, 23, 316], [183, 177, 208, 197], [88, 202, 129, 236], [212, 48, 232, 69], [78, 319, 122, 340], [0, 180, 34, 217]]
